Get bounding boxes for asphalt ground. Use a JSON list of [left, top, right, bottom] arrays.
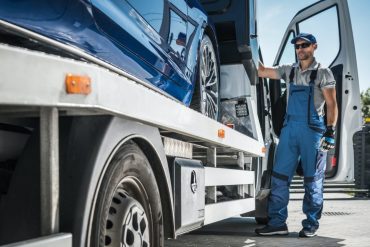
[[165, 193, 370, 247]]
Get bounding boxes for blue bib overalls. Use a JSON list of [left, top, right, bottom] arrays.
[[268, 66, 327, 231]]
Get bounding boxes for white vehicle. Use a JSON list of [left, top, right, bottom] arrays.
[[268, 0, 361, 183], [0, 0, 360, 246]]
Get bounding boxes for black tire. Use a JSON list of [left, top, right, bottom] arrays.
[[191, 34, 219, 120], [90, 141, 163, 247]]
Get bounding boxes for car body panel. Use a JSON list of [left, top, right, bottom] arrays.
[[0, 0, 213, 106]]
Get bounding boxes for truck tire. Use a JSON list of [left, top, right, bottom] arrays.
[[90, 141, 164, 247], [191, 34, 219, 120]]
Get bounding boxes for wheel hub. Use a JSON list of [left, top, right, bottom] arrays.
[[105, 188, 150, 247], [121, 203, 149, 247], [200, 40, 218, 119]]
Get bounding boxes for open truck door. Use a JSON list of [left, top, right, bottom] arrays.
[[269, 0, 362, 182]]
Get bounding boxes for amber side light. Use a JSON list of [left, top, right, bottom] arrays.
[[218, 129, 225, 138], [225, 123, 235, 129], [65, 74, 91, 95]]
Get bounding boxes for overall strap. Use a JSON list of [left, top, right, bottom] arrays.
[[307, 63, 324, 133], [309, 63, 320, 86]]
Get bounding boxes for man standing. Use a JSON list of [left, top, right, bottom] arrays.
[[255, 33, 338, 237]]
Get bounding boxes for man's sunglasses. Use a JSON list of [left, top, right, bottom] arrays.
[[295, 43, 311, 49]]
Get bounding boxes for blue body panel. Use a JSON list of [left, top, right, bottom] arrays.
[[0, 0, 211, 105]]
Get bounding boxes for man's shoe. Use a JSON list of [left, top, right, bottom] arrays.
[[299, 227, 317, 237], [255, 224, 289, 236]]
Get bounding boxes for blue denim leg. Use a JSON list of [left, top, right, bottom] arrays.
[[268, 176, 290, 227], [302, 151, 327, 229], [268, 123, 299, 227]]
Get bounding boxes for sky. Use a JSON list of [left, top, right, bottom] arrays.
[[258, 0, 369, 92]]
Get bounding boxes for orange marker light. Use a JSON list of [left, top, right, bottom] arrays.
[[262, 147, 266, 153], [226, 123, 235, 129], [65, 74, 91, 95], [218, 129, 225, 138]]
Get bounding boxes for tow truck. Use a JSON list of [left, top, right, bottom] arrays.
[[0, 0, 361, 246]]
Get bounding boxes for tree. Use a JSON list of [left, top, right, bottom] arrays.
[[360, 88, 370, 118]]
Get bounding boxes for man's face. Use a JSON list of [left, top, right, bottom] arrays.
[[295, 39, 317, 61]]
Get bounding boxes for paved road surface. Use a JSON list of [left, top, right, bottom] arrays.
[[165, 193, 370, 247]]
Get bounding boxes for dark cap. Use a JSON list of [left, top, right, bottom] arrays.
[[291, 33, 317, 44]]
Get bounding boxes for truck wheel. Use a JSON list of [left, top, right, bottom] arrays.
[[90, 141, 163, 247], [191, 34, 219, 120]]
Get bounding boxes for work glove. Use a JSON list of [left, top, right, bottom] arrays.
[[320, 126, 335, 152]]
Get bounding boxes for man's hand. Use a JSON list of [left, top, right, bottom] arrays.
[[258, 61, 280, 79], [320, 126, 336, 151]]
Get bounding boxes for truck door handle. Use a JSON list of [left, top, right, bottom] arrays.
[[250, 34, 258, 39]]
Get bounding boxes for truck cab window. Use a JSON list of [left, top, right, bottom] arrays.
[[277, 31, 296, 95], [297, 6, 340, 67]]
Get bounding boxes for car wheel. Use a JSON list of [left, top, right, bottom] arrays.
[[191, 34, 219, 120], [90, 141, 164, 247]]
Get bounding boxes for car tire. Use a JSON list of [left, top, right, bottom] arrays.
[[90, 140, 164, 247], [191, 34, 219, 120]]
